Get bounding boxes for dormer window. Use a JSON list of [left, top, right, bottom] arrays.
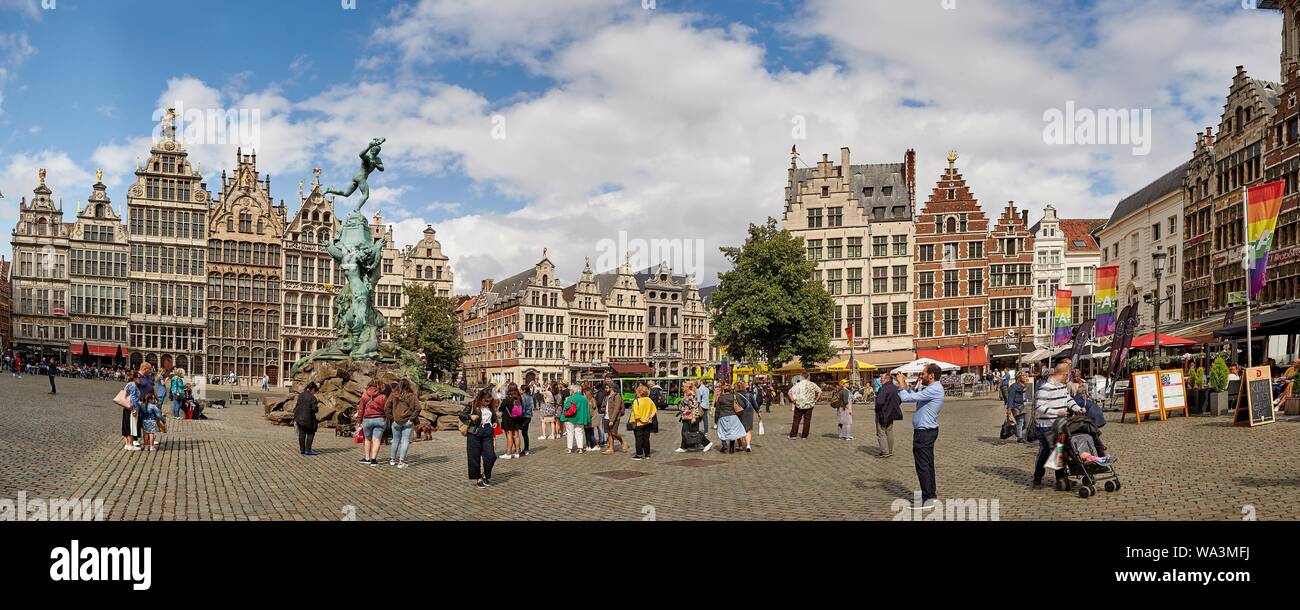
[[882, 186, 893, 197], [821, 186, 830, 197]]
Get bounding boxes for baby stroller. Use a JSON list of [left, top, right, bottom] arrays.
[[1051, 415, 1121, 498]]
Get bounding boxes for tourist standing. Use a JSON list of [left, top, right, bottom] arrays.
[[460, 389, 497, 488], [1007, 371, 1029, 443], [696, 380, 711, 434], [387, 379, 420, 468], [294, 382, 321, 456], [139, 391, 164, 451], [539, 382, 560, 440], [560, 383, 591, 454], [1033, 363, 1081, 489], [713, 382, 747, 454], [120, 370, 142, 451], [603, 381, 625, 454], [591, 382, 608, 450], [517, 384, 534, 456], [833, 379, 854, 440], [894, 363, 946, 510], [873, 371, 902, 458], [356, 381, 390, 466], [675, 382, 711, 453], [498, 383, 523, 460], [169, 370, 186, 419], [786, 375, 820, 439], [735, 380, 758, 452], [629, 385, 658, 460], [45, 357, 57, 395]]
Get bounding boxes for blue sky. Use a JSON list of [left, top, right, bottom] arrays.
[[0, 0, 1285, 292]]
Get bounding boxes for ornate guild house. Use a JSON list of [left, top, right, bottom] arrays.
[[10, 169, 70, 361], [205, 150, 286, 385], [281, 170, 341, 380], [126, 110, 210, 374], [69, 172, 130, 364]]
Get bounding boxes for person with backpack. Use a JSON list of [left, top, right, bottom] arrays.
[[386, 379, 420, 467], [832, 379, 854, 441], [169, 370, 187, 418], [498, 383, 524, 460]]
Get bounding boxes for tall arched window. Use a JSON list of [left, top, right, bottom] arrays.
[[252, 275, 266, 302], [222, 273, 237, 300], [238, 275, 252, 301]]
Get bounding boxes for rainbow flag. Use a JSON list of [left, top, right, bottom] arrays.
[[1053, 290, 1073, 347], [1094, 266, 1119, 337], [1246, 180, 1285, 298]]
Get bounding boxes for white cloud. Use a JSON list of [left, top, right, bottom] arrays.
[[0, 150, 96, 221], [0, 31, 36, 114], [373, 0, 630, 69]]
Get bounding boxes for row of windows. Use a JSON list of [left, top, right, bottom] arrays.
[[128, 208, 204, 239], [917, 307, 986, 337], [128, 324, 204, 354], [808, 236, 909, 260], [130, 244, 205, 276], [70, 285, 128, 317], [71, 249, 128, 278], [14, 250, 66, 280], [917, 270, 985, 299], [208, 240, 282, 267], [205, 308, 282, 341], [283, 294, 333, 329], [16, 288, 66, 315], [143, 177, 194, 204], [917, 241, 983, 262], [129, 282, 204, 318], [70, 323, 127, 343], [206, 274, 282, 304], [285, 254, 340, 284]]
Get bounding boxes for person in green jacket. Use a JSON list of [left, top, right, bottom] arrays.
[[560, 382, 592, 454]]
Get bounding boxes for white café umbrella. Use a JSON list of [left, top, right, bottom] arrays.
[[891, 357, 961, 375]]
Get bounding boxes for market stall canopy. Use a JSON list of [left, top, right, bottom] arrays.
[[891, 357, 961, 375], [770, 359, 810, 374], [916, 346, 988, 367], [1020, 347, 1052, 363], [821, 357, 879, 372], [1129, 332, 1196, 348], [1213, 303, 1300, 339]]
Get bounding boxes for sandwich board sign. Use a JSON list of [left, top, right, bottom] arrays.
[[1233, 365, 1277, 428], [1158, 370, 1188, 419], [1123, 371, 1164, 424]]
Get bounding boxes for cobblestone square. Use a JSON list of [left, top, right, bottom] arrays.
[[1, 375, 1297, 521]]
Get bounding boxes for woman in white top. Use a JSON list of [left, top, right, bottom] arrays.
[[459, 388, 499, 489]]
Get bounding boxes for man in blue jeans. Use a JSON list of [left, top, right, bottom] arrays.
[[895, 363, 946, 511]]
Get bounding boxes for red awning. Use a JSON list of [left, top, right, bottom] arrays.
[[610, 362, 654, 376], [70, 344, 128, 357], [917, 346, 988, 368], [1129, 333, 1196, 348]]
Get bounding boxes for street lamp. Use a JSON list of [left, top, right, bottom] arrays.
[[1149, 247, 1167, 370]]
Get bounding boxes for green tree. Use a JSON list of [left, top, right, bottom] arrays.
[[710, 217, 835, 368], [390, 285, 464, 377]]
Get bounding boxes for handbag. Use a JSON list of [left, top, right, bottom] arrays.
[[999, 414, 1015, 440], [626, 419, 635, 431], [493, 424, 503, 437], [158, 418, 168, 434], [114, 387, 130, 409], [758, 418, 765, 436], [353, 424, 365, 444]]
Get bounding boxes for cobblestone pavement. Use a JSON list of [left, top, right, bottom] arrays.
[[1, 375, 1297, 521]]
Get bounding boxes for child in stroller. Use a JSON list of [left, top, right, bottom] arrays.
[[1051, 414, 1120, 498]]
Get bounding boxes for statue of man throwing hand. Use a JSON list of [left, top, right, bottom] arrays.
[[325, 137, 386, 214]]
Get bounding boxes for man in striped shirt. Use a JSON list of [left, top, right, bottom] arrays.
[[1032, 363, 1083, 488]]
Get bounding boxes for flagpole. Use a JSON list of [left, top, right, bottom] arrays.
[[1243, 185, 1253, 368]]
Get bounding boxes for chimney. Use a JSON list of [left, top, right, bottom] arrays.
[[904, 149, 917, 208], [481, 279, 495, 293], [840, 147, 851, 173], [1022, 209, 1029, 227]]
